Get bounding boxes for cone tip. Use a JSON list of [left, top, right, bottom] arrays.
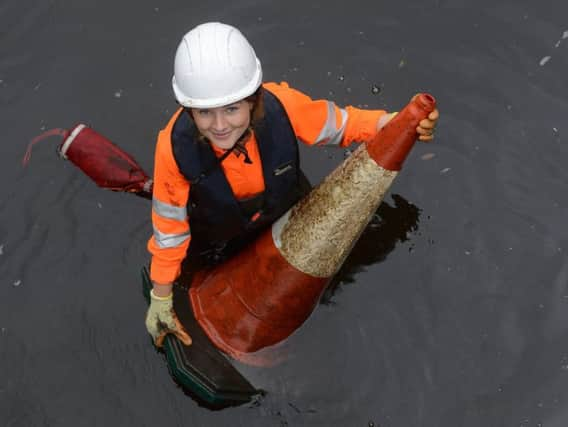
[[415, 93, 436, 112]]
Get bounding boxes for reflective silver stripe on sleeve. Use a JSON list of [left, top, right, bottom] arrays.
[[152, 198, 187, 221], [314, 102, 348, 146], [153, 226, 191, 249]]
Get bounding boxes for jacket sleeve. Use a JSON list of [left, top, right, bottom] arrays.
[[263, 81, 387, 147], [147, 128, 191, 285]]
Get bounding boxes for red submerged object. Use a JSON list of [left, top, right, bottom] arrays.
[[24, 124, 153, 199], [189, 93, 437, 363], [58, 124, 153, 198]]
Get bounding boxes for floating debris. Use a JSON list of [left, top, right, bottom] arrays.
[[97, 202, 103, 209], [371, 84, 381, 95], [338, 75, 345, 81], [398, 59, 406, 68], [553, 127, 558, 133], [539, 56, 551, 66], [114, 90, 123, 98], [0, 244, 3, 255], [440, 167, 451, 174], [554, 30, 568, 47], [421, 153, 435, 160], [13, 280, 21, 287]]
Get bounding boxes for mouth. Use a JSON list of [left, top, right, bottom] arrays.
[[211, 131, 232, 140]]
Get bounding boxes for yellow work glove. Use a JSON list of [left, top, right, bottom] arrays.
[[145, 290, 192, 347]]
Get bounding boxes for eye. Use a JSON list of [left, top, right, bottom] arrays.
[[225, 105, 240, 113], [197, 109, 210, 116]]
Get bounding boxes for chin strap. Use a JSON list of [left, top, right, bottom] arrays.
[[193, 129, 254, 185], [233, 140, 253, 164], [221, 128, 253, 164]]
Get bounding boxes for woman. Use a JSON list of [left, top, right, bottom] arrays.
[[145, 22, 439, 347]]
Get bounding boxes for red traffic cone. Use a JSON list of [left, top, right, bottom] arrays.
[[59, 124, 153, 197], [189, 94, 437, 362], [24, 124, 153, 198]]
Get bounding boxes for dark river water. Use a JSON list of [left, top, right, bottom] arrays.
[[2, 0, 568, 426]]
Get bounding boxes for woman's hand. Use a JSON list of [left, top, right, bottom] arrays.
[[377, 107, 440, 142], [146, 282, 192, 347], [416, 108, 439, 142]]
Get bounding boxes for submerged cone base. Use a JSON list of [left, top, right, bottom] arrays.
[[141, 268, 258, 407]]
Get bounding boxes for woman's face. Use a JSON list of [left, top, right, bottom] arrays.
[[190, 101, 253, 150]]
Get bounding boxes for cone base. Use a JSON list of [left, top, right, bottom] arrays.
[[190, 231, 329, 362], [141, 267, 258, 407]]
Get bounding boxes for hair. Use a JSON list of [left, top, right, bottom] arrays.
[[247, 87, 265, 126], [185, 87, 265, 144]]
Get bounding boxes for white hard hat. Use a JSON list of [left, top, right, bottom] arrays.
[[172, 22, 263, 109]]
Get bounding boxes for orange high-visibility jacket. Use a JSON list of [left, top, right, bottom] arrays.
[[148, 81, 387, 284]]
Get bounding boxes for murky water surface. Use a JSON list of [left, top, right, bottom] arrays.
[[1, 0, 568, 425]]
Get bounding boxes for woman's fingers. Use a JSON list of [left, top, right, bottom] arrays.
[[416, 108, 439, 142]]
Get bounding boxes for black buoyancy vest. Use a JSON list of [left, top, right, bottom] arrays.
[[170, 88, 302, 253]]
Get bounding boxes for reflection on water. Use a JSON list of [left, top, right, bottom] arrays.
[[322, 193, 420, 304]]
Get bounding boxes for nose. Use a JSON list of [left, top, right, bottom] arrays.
[[212, 112, 228, 131]]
